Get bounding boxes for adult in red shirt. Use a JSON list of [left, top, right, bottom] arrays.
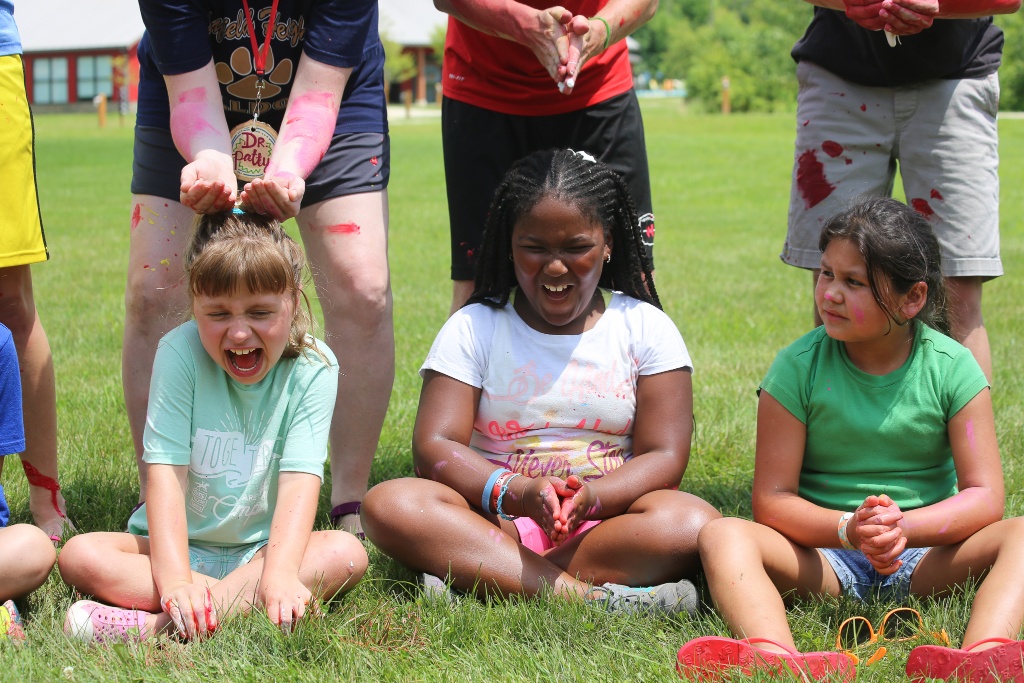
[[437, 0, 658, 314]]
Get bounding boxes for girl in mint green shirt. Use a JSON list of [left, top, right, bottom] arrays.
[[58, 212, 366, 643]]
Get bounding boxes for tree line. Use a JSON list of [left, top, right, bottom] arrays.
[[632, 0, 1024, 112]]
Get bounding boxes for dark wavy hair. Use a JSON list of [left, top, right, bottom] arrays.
[[819, 196, 950, 335], [185, 211, 320, 359], [467, 148, 660, 310]]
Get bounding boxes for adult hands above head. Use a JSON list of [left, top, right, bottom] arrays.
[[240, 173, 305, 221], [160, 582, 218, 640], [852, 494, 907, 576], [179, 151, 237, 214], [259, 569, 313, 635]]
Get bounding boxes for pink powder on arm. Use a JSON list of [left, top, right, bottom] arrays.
[[266, 91, 337, 179], [168, 87, 221, 159]]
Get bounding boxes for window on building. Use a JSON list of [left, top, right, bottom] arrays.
[[33, 57, 69, 104], [77, 55, 113, 101]]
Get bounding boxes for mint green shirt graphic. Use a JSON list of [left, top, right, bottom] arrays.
[[128, 320, 339, 546]]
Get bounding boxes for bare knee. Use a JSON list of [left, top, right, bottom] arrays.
[[946, 276, 984, 332], [57, 533, 110, 591], [317, 266, 391, 331], [0, 266, 37, 339], [124, 270, 187, 332], [307, 531, 368, 598], [0, 524, 56, 593], [361, 479, 421, 541], [697, 517, 757, 562]]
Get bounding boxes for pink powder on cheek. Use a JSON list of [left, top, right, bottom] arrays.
[[852, 305, 865, 324]]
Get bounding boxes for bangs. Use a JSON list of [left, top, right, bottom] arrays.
[[189, 238, 295, 298]]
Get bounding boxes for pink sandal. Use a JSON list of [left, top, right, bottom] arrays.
[[906, 637, 1024, 682], [677, 636, 856, 682]]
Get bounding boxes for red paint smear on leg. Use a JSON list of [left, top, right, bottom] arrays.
[[931, 189, 944, 200], [619, 17, 626, 26], [797, 150, 835, 209], [821, 140, 844, 158], [326, 223, 361, 235], [911, 198, 935, 217], [131, 204, 142, 231]]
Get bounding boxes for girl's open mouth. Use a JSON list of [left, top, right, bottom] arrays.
[[227, 348, 264, 377]]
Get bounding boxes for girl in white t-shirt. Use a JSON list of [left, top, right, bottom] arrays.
[[362, 149, 720, 614], [58, 212, 366, 643]]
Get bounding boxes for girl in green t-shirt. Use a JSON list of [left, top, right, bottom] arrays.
[[678, 197, 1024, 682], [58, 211, 366, 644]]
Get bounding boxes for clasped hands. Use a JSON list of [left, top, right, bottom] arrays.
[[520, 474, 598, 546], [525, 7, 600, 95], [846, 494, 907, 576], [842, 0, 939, 36]]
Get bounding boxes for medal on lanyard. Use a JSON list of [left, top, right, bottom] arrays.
[[230, 0, 280, 182]]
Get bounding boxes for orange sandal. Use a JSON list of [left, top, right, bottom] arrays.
[[906, 637, 1024, 683], [677, 636, 856, 682]]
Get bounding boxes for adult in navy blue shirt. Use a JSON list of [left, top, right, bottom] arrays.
[[127, 1, 391, 533]]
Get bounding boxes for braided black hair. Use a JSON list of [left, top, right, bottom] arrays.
[[819, 196, 950, 335], [467, 149, 660, 310]]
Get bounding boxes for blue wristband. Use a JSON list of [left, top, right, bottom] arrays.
[[496, 473, 522, 521], [482, 468, 505, 513]]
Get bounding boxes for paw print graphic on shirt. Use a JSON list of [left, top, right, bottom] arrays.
[[215, 46, 293, 100]]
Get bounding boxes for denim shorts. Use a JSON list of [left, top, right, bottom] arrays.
[[188, 540, 269, 580], [820, 546, 930, 602]]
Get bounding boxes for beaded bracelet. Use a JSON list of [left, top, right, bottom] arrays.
[[496, 473, 522, 521], [482, 468, 505, 512], [591, 16, 612, 52], [837, 511, 856, 550]]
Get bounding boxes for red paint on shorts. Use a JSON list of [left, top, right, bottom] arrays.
[[370, 156, 379, 166], [131, 204, 142, 231], [931, 189, 944, 200], [326, 223, 361, 234], [911, 198, 935, 217], [797, 150, 835, 209], [860, 104, 867, 111], [803, 120, 810, 127], [821, 140, 844, 158]]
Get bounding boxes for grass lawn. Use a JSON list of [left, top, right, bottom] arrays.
[[1, 100, 1022, 681]]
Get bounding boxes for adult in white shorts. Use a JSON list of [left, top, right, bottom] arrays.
[[783, 0, 1020, 382]]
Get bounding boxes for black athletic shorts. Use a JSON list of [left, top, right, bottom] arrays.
[[442, 90, 654, 281], [131, 126, 390, 206]]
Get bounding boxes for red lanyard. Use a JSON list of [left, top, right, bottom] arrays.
[[240, 0, 280, 77]]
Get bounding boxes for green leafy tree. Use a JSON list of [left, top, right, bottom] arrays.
[[381, 27, 417, 100], [996, 11, 1024, 111]]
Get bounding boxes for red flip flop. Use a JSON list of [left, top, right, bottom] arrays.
[[906, 637, 1024, 682], [677, 636, 856, 682]]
